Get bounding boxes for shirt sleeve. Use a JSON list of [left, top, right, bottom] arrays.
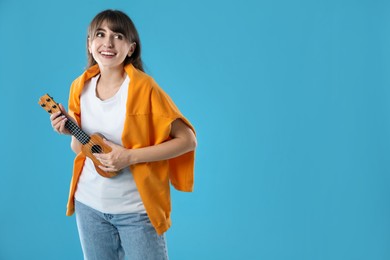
[[149, 80, 196, 192]]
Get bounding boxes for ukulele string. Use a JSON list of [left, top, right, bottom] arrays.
[[65, 117, 105, 154]]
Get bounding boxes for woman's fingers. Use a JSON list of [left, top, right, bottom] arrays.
[[48, 104, 73, 135], [58, 116, 68, 134], [50, 111, 62, 121], [50, 112, 69, 134]]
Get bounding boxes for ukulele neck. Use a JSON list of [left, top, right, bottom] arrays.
[[64, 117, 91, 145], [38, 94, 91, 145]]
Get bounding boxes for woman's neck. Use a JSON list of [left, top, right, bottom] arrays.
[[98, 65, 126, 90], [95, 65, 126, 100]]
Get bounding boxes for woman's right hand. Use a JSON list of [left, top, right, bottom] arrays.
[[50, 103, 71, 135]]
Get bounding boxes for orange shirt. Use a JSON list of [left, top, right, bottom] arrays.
[[66, 63, 195, 235]]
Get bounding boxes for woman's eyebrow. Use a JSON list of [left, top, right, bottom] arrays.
[[96, 28, 123, 34]]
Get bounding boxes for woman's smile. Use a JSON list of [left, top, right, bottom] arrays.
[[100, 50, 117, 58]]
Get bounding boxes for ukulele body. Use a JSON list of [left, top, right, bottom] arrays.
[[81, 133, 118, 178]]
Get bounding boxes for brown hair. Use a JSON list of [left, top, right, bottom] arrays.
[[86, 9, 144, 71]]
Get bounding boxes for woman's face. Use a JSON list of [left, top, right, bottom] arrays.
[[88, 21, 135, 70]]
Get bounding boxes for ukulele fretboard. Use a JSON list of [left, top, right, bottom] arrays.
[[64, 119, 91, 145]]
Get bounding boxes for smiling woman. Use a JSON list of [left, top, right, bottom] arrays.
[[86, 10, 143, 71], [48, 9, 197, 260], [88, 23, 136, 73]]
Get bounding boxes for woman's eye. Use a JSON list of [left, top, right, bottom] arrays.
[[114, 34, 123, 40], [96, 32, 104, 37]]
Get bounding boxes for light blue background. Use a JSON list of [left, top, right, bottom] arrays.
[[1, 0, 390, 259]]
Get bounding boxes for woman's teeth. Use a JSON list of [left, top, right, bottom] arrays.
[[101, 51, 115, 56]]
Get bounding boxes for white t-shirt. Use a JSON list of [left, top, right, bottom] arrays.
[[74, 74, 146, 214]]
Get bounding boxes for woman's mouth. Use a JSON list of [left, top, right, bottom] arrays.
[[100, 51, 116, 58]]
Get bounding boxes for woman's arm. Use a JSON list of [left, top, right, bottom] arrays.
[[71, 136, 82, 154], [132, 118, 197, 164], [94, 119, 197, 172]]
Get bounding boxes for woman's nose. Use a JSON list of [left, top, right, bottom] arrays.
[[104, 38, 113, 48]]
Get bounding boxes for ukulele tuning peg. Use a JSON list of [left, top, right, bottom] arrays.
[[48, 109, 52, 113], [41, 104, 46, 107]]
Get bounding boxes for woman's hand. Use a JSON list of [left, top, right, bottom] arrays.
[[93, 119, 197, 172], [93, 139, 132, 172], [50, 104, 82, 154], [50, 103, 71, 135]]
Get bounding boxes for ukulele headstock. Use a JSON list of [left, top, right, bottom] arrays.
[[38, 94, 61, 114]]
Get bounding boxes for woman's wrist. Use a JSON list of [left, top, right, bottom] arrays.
[[127, 148, 140, 166]]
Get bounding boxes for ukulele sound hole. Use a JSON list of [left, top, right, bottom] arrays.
[[91, 145, 103, 153]]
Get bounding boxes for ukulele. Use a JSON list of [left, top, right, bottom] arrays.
[[38, 93, 118, 178]]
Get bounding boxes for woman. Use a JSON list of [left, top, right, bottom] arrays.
[[50, 9, 196, 260]]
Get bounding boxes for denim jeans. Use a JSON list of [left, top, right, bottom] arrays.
[[75, 200, 169, 260]]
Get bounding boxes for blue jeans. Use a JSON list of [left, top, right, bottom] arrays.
[[75, 200, 169, 260]]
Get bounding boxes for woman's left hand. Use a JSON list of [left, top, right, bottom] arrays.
[[93, 139, 133, 172]]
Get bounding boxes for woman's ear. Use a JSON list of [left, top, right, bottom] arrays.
[[88, 37, 92, 54], [128, 42, 136, 57]]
